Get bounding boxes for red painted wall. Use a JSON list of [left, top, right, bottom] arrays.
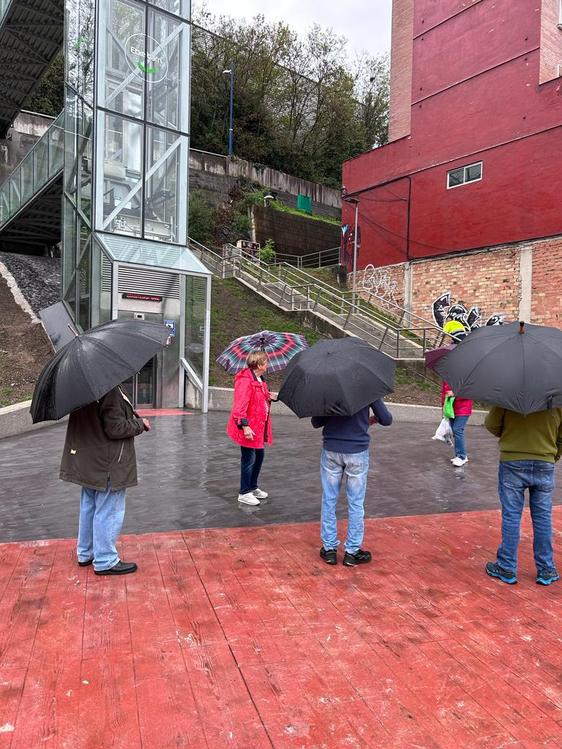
[[343, 0, 562, 269]]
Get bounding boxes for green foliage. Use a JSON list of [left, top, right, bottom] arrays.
[[259, 238, 276, 264], [26, 53, 65, 116], [188, 190, 215, 245], [23, 17, 389, 189]]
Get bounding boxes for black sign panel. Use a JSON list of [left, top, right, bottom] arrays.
[[122, 293, 163, 302]]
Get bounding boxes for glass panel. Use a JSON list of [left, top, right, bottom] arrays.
[[447, 168, 464, 188], [66, 0, 96, 102], [103, 0, 145, 119], [34, 138, 49, 190], [64, 272, 77, 319], [63, 204, 77, 294], [150, 0, 191, 19], [184, 275, 206, 377], [98, 245, 113, 324], [146, 10, 183, 129], [78, 238, 91, 331], [137, 359, 155, 405], [78, 102, 94, 222], [145, 127, 181, 242], [0, 182, 9, 225], [9, 175, 21, 216], [49, 116, 65, 179], [21, 152, 34, 204], [466, 163, 482, 182], [103, 113, 143, 236], [64, 92, 79, 201]]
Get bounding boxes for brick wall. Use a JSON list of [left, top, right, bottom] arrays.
[[540, 0, 562, 84], [351, 235, 562, 330], [411, 247, 521, 324], [388, 0, 414, 141], [531, 236, 562, 326], [353, 263, 407, 312]]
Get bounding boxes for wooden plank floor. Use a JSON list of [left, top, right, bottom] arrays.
[[0, 509, 560, 749]]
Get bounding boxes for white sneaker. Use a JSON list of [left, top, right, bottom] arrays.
[[253, 488, 268, 499], [238, 492, 260, 505], [451, 456, 468, 467]]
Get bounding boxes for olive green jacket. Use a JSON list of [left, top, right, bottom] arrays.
[[485, 406, 562, 463], [60, 387, 145, 491]]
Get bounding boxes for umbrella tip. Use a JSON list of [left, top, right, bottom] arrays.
[[518, 321, 525, 334], [67, 323, 80, 337]]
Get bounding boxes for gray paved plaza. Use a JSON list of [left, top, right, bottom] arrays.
[[1, 412, 560, 543]]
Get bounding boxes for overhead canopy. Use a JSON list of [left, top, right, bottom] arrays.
[[95, 233, 211, 277]]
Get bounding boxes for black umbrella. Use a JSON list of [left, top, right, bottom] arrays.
[[277, 337, 395, 418], [432, 321, 562, 415], [30, 318, 171, 423]]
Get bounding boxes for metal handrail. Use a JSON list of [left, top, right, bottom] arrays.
[[191, 241, 442, 358]]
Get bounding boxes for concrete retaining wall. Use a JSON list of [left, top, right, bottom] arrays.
[[185, 383, 487, 425], [0, 400, 65, 440]]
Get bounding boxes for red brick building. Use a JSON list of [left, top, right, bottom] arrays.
[[342, 0, 562, 328]]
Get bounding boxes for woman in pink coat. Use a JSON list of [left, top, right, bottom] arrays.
[[442, 381, 473, 467], [226, 350, 272, 505]]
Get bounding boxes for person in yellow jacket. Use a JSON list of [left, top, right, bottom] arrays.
[[484, 406, 561, 586]]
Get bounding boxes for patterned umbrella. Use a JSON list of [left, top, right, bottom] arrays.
[[217, 330, 309, 374]]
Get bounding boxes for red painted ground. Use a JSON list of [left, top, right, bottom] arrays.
[[0, 509, 561, 749]]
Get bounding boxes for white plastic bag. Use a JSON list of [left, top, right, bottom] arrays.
[[432, 417, 453, 446]]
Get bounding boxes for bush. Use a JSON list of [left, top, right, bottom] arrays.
[[259, 238, 276, 264], [188, 191, 215, 244]]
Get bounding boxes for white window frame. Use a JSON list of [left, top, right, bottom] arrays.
[[558, 0, 562, 28], [447, 161, 483, 189]]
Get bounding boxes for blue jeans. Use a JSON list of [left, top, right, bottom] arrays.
[[320, 449, 369, 554], [240, 447, 265, 494], [77, 482, 127, 572], [451, 415, 469, 459], [497, 460, 556, 573]]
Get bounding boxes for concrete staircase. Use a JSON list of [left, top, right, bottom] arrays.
[[188, 239, 444, 361]]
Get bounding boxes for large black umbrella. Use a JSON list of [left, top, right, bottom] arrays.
[[432, 321, 562, 415], [277, 337, 395, 418], [30, 318, 171, 423]]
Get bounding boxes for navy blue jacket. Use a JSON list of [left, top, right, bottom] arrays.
[[311, 400, 393, 454]]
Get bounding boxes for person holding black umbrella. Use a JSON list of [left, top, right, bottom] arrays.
[[484, 406, 561, 586], [313, 399, 393, 566], [30, 317, 171, 576], [277, 337, 396, 567], [60, 387, 151, 575]]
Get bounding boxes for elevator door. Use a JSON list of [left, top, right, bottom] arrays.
[[119, 311, 162, 409]]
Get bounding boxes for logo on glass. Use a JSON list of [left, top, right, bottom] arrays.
[[125, 34, 168, 83]]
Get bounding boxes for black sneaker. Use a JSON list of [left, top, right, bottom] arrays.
[[320, 547, 337, 565], [536, 568, 560, 586], [78, 558, 93, 567], [343, 549, 372, 567], [485, 561, 517, 584], [95, 561, 138, 576]]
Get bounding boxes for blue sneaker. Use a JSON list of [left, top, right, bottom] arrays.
[[485, 561, 517, 585], [536, 568, 560, 586]]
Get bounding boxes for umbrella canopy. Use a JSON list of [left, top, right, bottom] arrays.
[[216, 330, 308, 374], [30, 318, 171, 423], [424, 344, 456, 371], [277, 337, 396, 418], [433, 321, 562, 415]]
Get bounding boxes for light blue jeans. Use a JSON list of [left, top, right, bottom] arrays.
[[450, 415, 469, 459], [497, 460, 555, 574], [320, 448, 369, 554], [77, 482, 126, 572]]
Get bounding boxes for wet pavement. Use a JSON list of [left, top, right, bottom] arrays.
[[2, 411, 559, 543]]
